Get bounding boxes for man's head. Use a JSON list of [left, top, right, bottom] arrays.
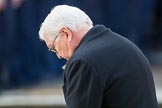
[[39, 5, 93, 60]]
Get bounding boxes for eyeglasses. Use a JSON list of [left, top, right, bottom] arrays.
[[48, 33, 60, 53]]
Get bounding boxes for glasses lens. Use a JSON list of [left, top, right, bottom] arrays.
[[48, 33, 60, 53]]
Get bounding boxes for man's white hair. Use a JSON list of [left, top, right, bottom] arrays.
[[39, 5, 93, 40]]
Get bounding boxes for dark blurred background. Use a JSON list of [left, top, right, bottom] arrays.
[[0, 0, 162, 107]]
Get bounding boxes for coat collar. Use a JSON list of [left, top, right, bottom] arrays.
[[74, 25, 108, 52]]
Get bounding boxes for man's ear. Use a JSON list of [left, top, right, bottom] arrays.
[[60, 27, 73, 42]]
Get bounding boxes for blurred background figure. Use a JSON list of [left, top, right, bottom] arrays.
[[0, 0, 16, 88], [147, 0, 162, 65], [0, 0, 66, 89], [149, 0, 162, 51]]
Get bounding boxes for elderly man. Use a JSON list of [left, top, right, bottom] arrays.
[[39, 5, 158, 108]]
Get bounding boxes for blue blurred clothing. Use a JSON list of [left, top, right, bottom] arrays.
[[8, 0, 66, 88], [0, 0, 16, 87], [149, 0, 162, 50], [1, 0, 66, 89], [103, 0, 155, 54], [0, 3, 15, 65]]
